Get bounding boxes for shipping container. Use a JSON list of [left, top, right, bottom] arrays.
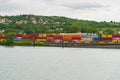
[[112, 35, 120, 37], [42, 34, 47, 37], [112, 36, 120, 43], [102, 37, 112, 42], [107, 35, 112, 38], [0, 35, 5, 39], [14, 37, 22, 41], [47, 34, 54, 37], [29, 34, 39, 41], [22, 34, 30, 39], [71, 39, 81, 42], [39, 34, 43, 37], [102, 35, 107, 38], [53, 34, 63, 42], [71, 35, 82, 42], [112, 37, 120, 40], [15, 34, 22, 37], [37, 37, 47, 42], [92, 37, 102, 41], [39, 34, 47, 38], [54, 39, 63, 42], [112, 40, 118, 43], [63, 35, 72, 42], [82, 38, 92, 42], [54, 34, 63, 39], [47, 37, 54, 42]]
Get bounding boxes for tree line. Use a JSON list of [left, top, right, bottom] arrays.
[[0, 15, 120, 34]]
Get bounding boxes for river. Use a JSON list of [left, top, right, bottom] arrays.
[[0, 46, 120, 80]]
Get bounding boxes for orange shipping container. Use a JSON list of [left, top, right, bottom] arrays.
[[42, 34, 47, 37], [47, 37, 54, 42], [54, 34, 63, 39], [22, 34, 30, 39], [63, 35, 72, 42], [72, 35, 82, 38]]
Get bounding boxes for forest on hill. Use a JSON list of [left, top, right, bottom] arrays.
[[0, 15, 120, 34]]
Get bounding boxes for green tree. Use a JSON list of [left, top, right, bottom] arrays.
[[103, 29, 114, 35], [5, 32, 16, 45]]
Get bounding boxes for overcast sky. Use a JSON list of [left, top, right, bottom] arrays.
[[0, 0, 120, 21]]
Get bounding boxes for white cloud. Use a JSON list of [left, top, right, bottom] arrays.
[[0, 0, 120, 21]]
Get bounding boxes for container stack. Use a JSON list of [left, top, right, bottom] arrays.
[[37, 34, 47, 42], [46, 34, 54, 42], [54, 34, 63, 42], [112, 35, 120, 43], [102, 35, 112, 42]]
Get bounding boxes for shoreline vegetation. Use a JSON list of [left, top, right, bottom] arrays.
[[0, 41, 120, 49]]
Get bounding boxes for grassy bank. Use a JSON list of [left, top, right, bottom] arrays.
[[0, 40, 46, 46], [0, 40, 120, 49]]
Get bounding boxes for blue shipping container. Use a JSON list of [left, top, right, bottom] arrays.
[[92, 37, 102, 41]]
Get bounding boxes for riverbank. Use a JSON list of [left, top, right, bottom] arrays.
[[1, 42, 120, 49], [46, 42, 120, 49]]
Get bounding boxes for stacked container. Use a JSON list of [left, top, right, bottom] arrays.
[[37, 34, 47, 42], [92, 37, 102, 42], [15, 34, 22, 41], [22, 34, 30, 39], [29, 34, 39, 41], [0, 35, 5, 39], [54, 34, 63, 42], [112, 35, 120, 43], [0, 35, 5, 42], [71, 34, 82, 42], [81, 33, 96, 42], [46, 34, 54, 42], [102, 35, 112, 42], [63, 34, 72, 42]]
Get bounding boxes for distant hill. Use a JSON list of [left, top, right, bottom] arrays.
[[0, 15, 120, 34]]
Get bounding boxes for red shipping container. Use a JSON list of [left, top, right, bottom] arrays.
[[47, 34, 54, 37], [15, 34, 22, 37], [47, 37, 54, 42], [0, 35, 5, 39], [54, 34, 63, 39], [112, 35, 120, 37], [29, 34, 39, 40], [22, 34, 30, 39], [102, 37, 112, 42]]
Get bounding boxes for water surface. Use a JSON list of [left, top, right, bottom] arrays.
[[0, 46, 120, 80]]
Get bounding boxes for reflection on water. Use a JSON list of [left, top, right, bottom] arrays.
[[0, 46, 120, 80]]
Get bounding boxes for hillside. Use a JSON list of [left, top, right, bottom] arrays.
[[0, 15, 120, 34]]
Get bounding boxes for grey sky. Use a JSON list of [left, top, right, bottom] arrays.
[[0, 0, 120, 21]]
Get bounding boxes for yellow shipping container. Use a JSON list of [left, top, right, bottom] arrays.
[[102, 35, 107, 38], [39, 34, 42, 37], [112, 40, 117, 43], [42, 34, 47, 37], [107, 35, 112, 38], [118, 40, 120, 43]]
